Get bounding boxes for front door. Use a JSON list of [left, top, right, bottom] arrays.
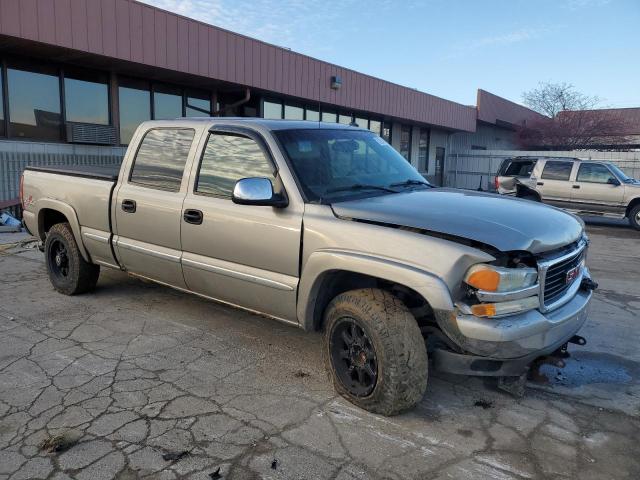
[[536, 160, 574, 208], [180, 129, 303, 321], [571, 163, 625, 215], [114, 127, 197, 288]]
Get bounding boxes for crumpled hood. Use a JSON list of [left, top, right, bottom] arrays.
[[331, 188, 584, 254]]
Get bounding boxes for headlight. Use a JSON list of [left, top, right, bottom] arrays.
[[464, 264, 537, 293], [466, 296, 540, 318]]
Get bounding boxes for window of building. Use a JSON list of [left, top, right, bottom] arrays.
[[284, 104, 304, 120], [305, 108, 319, 121], [369, 119, 381, 136], [185, 92, 211, 117], [381, 121, 392, 143], [418, 128, 429, 172], [321, 110, 337, 123], [196, 133, 275, 197], [400, 124, 412, 161], [129, 128, 194, 191], [0, 69, 5, 137], [7, 67, 62, 141], [338, 113, 353, 125], [153, 85, 182, 120], [577, 163, 614, 183], [263, 100, 282, 119], [354, 117, 368, 129], [119, 82, 151, 145], [64, 72, 109, 125], [541, 161, 573, 181]]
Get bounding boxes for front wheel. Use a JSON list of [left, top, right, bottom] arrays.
[[629, 204, 640, 231], [45, 222, 100, 295], [323, 289, 428, 416]]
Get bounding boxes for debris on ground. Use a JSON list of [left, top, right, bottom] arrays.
[[271, 459, 278, 470], [39, 432, 80, 453], [473, 399, 494, 409], [209, 467, 222, 479], [293, 370, 310, 378], [162, 450, 190, 462]]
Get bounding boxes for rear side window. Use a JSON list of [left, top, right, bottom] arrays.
[[577, 163, 613, 183], [195, 133, 275, 197], [500, 159, 536, 177], [129, 128, 195, 191], [541, 161, 573, 181]]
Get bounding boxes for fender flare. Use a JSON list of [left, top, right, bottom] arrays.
[[297, 249, 454, 331], [35, 198, 90, 262]]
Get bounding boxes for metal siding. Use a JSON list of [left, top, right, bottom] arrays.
[[86, 0, 103, 53], [176, 17, 188, 72], [142, 6, 156, 65], [101, 0, 117, 57], [70, 0, 89, 51], [198, 24, 208, 77], [54, 0, 73, 47], [115, 0, 131, 60], [1, 0, 21, 37], [129, 1, 143, 64], [188, 20, 198, 75], [165, 13, 177, 70], [154, 9, 166, 68], [19, 0, 39, 41]]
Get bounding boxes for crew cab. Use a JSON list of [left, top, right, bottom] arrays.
[[21, 119, 597, 415], [496, 156, 640, 230]]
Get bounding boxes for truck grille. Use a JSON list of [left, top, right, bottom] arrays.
[[541, 247, 585, 308]]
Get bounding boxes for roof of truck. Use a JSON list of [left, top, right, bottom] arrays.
[[145, 117, 366, 131]]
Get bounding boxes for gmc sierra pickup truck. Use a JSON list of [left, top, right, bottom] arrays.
[[21, 119, 597, 415]]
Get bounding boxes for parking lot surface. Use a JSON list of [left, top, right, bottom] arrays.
[[0, 223, 638, 480]]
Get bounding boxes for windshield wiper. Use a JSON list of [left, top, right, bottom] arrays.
[[389, 179, 431, 188], [326, 184, 398, 194]]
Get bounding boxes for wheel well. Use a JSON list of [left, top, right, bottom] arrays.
[[39, 209, 69, 240], [311, 271, 433, 332], [626, 198, 640, 217]]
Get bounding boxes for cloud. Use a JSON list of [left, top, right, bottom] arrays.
[[445, 27, 550, 59], [564, 0, 611, 9]]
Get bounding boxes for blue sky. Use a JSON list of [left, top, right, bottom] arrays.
[[140, 0, 640, 109]]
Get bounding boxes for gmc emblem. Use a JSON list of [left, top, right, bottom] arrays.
[[566, 265, 581, 285]]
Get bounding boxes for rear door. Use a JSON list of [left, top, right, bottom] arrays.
[[535, 160, 575, 208], [113, 127, 199, 288], [571, 162, 625, 215], [180, 127, 303, 321]]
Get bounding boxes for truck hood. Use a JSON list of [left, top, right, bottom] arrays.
[[331, 188, 584, 254]]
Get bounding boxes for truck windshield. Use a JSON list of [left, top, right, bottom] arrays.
[[275, 129, 429, 202]]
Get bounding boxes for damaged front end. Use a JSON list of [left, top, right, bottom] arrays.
[[428, 237, 598, 395]]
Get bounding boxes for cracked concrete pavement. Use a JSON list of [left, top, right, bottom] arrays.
[[0, 222, 638, 479]]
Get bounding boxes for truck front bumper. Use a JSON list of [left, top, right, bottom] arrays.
[[432, 281, 593, 377]]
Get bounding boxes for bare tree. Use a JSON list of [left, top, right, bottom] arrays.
[[517, 109, 632, 149], [522, 81, 600, 117]]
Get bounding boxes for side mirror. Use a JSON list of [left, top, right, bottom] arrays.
[[607, 177, 621, 186], [232, 178, 288, 207]]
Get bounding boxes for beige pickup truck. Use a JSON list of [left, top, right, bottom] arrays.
[[495, 156, 640, 230], [21, 119, 597, 415]]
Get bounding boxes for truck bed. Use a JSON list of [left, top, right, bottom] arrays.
[[25, 164, 120, 181]]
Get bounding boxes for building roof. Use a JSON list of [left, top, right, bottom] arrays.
[[557, 108, 640, 135], [0, 0, 478, 132], [476, 89, 546, 128]]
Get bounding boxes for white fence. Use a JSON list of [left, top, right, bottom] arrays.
[[445, 149, 640, 191]]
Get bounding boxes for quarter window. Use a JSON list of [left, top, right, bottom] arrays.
[[196, 133, 275, 197], [7, 67, 62, 141], [129, 129, 194, 191], [577, 163, 614, 183], [541, 161, 573, 181]]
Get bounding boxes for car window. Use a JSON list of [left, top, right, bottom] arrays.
[[502, 160, 536, 177], [577, 163, 614, 184], [129, 128, 195, 191], [196, 133, 275, 197], [541, 161, 573, 181]]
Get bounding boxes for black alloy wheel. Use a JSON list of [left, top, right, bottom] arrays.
[[329, 317, 378, 397]]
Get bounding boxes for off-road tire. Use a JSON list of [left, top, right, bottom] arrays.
[[45, 222, 100, 295], [323, 288, 428, 416], [629, 204, 640, 231]]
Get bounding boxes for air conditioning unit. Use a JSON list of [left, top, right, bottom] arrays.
[[66, 122, 117, 145]]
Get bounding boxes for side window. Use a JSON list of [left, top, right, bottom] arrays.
[[577, 164, 613, 183], [129, 128, 195, 191], [541, 161, 573, 181], [196, 133, 275, 197]]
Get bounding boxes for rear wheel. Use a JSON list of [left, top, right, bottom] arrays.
[[323, 288, 428, 416], [45, 223, 100, 295], [629, 204, 640, 231]]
